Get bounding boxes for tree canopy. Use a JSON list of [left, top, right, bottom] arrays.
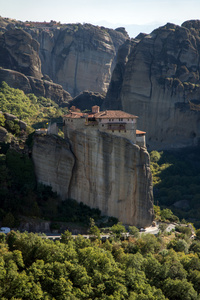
[[0, 229, 200, 299]]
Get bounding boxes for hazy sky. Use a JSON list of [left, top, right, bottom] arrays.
[[1, 0, 200, 37]]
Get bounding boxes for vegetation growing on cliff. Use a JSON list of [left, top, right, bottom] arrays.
[[1, 228, 200, 299], [150, 148, 200, 228], [0, 81, 68, 128]]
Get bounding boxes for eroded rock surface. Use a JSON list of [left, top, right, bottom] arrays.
[[0, 29, 42, 79], [0, 68, 72, 105], [26, 24, 129, 97], [104, 22, 200, 149], [0, 19, 129, 99], [32, 130, 153, 227], [32, 135, 75, 200]]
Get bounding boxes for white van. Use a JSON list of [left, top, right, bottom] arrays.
[[0, 227, 10, 234]]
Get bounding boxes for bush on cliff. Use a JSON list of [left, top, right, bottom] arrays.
[[0, 81, 68, 128]]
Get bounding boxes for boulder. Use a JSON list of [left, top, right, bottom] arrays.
[[0, 126, 8, 142]]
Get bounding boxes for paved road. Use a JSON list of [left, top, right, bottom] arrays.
[[42, 223, 178, 240]]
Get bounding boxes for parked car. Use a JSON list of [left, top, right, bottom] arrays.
[[0, 227, 10, 234], [140, 228, 146, 232]]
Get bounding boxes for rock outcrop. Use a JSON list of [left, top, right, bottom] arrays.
[[0, 19, 129, 100], [104, 22, 200, 150], [32, 135, 75, 200], [0, 68, 72, 106], [25, 23, 129, 97], [0, 29, 42, 79], [102, 39, 134, 110], [32, 130, 153, 227]]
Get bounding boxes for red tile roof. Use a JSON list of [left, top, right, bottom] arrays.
[[64, 112, 86, 118], [94, 110, 138, 119], [136, 130, 146, 135], [64, 110, 138, 119]]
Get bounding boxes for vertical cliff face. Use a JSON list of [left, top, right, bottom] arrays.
[[0, 19, 129, 99], [27, 24, 129, 97], [102, 39, 134, 110], [32, 135, 75, 200], [0, 29, 42, 79], [32, 130, 153, 227], [104, 22, 200, 150]]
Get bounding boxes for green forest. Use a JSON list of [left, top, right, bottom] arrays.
[[1, 227, 200, 299]]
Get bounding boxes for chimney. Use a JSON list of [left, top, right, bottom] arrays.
[[92, 105, 100, 113]]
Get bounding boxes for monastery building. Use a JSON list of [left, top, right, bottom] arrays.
[[63, 106, 146, 147]]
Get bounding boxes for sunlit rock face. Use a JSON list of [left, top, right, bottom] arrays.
[[32, 129, 153, 228], [0, 19, 128, 99], [104, 22, 200, 150], [32, 134, 75, 201], [27, 24, 129, 97]]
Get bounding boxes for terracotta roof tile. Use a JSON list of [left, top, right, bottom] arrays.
[[64, 110, 138, 119], [64, 112, 85, 118], [94, 110, 138, 119], [136, 130, 146, 135]]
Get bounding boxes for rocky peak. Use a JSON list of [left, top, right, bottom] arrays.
[[103, 21, 200, 150], [0, 17, 129, 99], [24, 22, 129, 97]]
